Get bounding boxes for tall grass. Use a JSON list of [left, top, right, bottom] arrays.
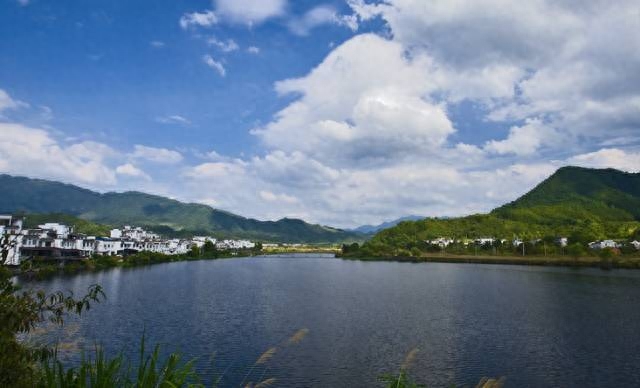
[[37, 335, 203, 388]]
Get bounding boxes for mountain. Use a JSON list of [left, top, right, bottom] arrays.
[[351, 215, 424, 234], [493, 166, 640, 223], [0, 175, 362, 243], [354, 167, 640, 256]]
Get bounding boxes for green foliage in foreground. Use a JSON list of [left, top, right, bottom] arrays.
[[0, 267, 105, 387], [39, 336, 203, 388]]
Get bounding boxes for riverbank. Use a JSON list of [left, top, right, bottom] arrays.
[[339, 252, 640, 269], [11, 249, 261, 280]]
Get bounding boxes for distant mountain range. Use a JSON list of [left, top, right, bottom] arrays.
[[0, 175, 362, 243], [351, 215, 425, 234]]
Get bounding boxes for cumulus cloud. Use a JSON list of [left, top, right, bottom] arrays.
[[202, 55, 226, 77], [0, 122, 117, 185], [179, 10, 218, 29], [131, 145, 183, 164], [12, 1, 640, 227], [253, 34, 450, 165], [484, 119, 560, 156], [116, 163, 151, 181], [568, 148, 640, 173], [214, 0, 286, 26], [247, 46, 260, 54], [288, 6, 358, 36], [178, 0, 640, 227], [207, 37, 239, 52], [0, 89, 28, 113], [259, 190, 299, 204]]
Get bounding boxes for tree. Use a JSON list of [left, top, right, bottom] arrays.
[[1, 230, 105, 385], [202, 240, 218, 258], [567, 242, 587, 260]]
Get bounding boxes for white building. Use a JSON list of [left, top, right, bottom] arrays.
[[216, 239, 255, 250], [0, 215, 24, 265], [38, 223, 73, 238], [631, 241, 640, 250], [428, 237, 454, 248], [589, 240, 620, 250], [475, 238, 495, 245], [95, 238, 123, 256]]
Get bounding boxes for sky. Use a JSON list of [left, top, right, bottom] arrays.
[[1, 0, 639, 228]]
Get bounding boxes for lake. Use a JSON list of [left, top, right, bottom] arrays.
[[22, 254, 640, 387]]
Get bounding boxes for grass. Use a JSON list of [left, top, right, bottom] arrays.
[[35, 327, 315, 388], [38, 335, 202, 388]]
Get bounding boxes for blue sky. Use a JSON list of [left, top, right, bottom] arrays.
[[0, 0, 367, 157], [1, 0, 639, 227]]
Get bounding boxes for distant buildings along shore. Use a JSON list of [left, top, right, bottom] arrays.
[[0, 215, 255, 266]]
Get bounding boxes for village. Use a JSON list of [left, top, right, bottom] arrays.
[[0, 214, 256, 266], [425, 236, 640, 251]]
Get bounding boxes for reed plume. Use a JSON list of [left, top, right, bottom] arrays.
[[400, 348, 418, 371], [476, 376, 506, 388], [255, 377, 277, 387], [256, 347, 277, 365], [287, 328, 309, 345]]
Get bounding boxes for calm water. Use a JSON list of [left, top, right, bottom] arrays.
[[22, 255, 640, 387]]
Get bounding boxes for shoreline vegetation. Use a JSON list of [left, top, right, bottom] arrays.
[[10, 244, 342, 280], [13, 245, 263, 280], [339, 251, 640, 269]]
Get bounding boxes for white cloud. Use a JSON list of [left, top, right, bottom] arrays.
[[150, 40, 165, 48], [247, 46, 260, 54], [0, 123, 117, 185], [202, 55, 226, 77], [131, 145, 183, 164], [288, 6, 358, 36], [16, 0, 29, 6], [175, 0, 640, 227], [568, 148, 640, 173], [116, 163, 151, 181], [259, 190, 299, 204], [214, 0, 286, 26], [10, 1, 640, 228], [252, 34, 449, 165], [0, 89, 28, 113], [179, 10, 218, 29], [155, 115, 191, 125], [484, 119, 560, 156], [207, 37, 239, 52]]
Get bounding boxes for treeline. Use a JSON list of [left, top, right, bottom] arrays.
[[342, 214, 640, 259], [18, 241, 264, 279]]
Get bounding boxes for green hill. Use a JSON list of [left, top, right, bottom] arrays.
[[354, 167, 640, 257], [492, 166, 640, 223], [0, 175, 361, 243]]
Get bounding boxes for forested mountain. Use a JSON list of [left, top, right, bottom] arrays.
[[355, 167, 640, 256], [0, 175, 361, 243]]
